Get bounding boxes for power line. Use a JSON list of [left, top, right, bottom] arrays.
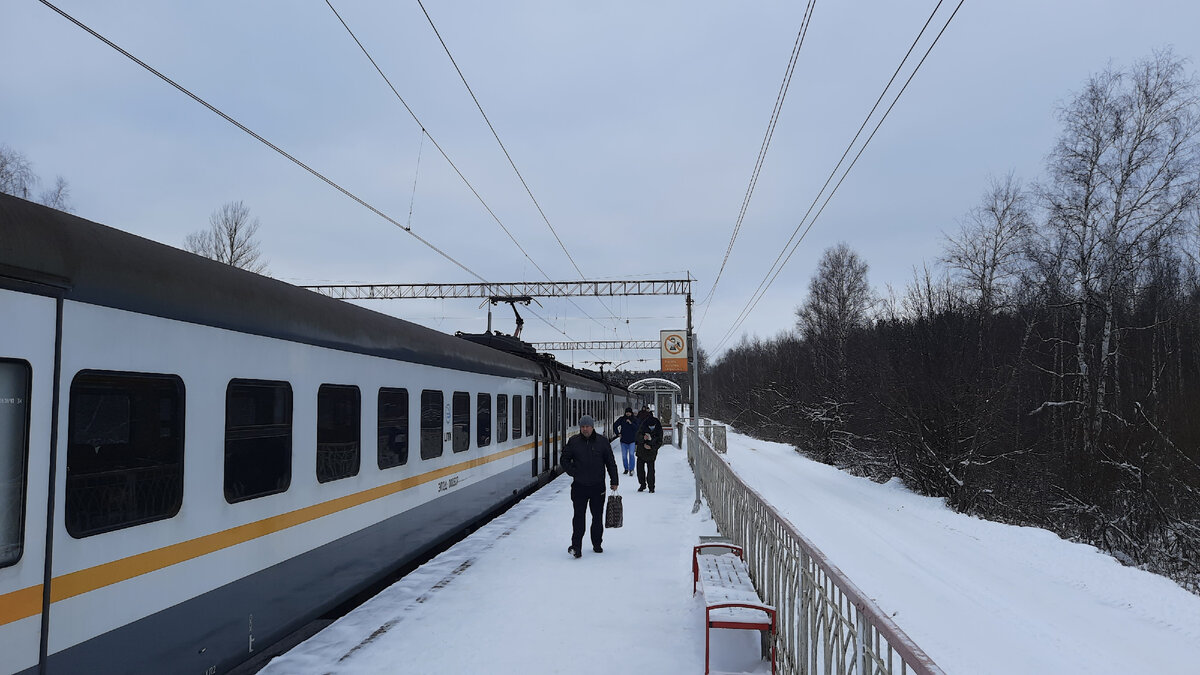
[[322, 2, 550, 280], [413, 0, 623, 326], [715, 0, 965, 353], [415, 0, 583, 281], [36, 0, 604, 357], [35, 0, 487, 282], [325, 0, 614, 335], [700, 0, 818, 328]]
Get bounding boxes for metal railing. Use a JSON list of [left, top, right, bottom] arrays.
[[686, 424, 945, 675]]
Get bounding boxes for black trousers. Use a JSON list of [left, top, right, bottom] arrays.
[[570, 483, 605, 550], [637, 455, 656, 490]]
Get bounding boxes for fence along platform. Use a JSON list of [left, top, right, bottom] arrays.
[[686, 423, 945, 675]]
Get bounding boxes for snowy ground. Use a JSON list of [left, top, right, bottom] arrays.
[[718, 425, 1200, 674], [261, 443, 769, 675], [263, 425, 1200, 674]]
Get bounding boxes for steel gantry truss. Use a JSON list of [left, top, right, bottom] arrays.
[[301, 279, 692, 300], [529, 340, 660, 351], [304, 277, 701, 441]]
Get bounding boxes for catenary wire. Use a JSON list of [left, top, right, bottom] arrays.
[[37, 0, 607, 360], [714, 0, 964, 353], [35, 0, 486, 283], [413, 0, 624, 328], [699, 0, 818, 328], [712, 0, 947, 350], [325, 0, 614, 336], [714, 0, 947, 350]]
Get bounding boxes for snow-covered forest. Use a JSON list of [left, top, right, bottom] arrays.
[[703, 50, 1200, 593]]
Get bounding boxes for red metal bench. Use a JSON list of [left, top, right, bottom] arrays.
[[692, 542, 776, 675]]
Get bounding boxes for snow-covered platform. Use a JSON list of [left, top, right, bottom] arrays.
[[261, 440, 769, 674], [262, 425, 1200, 675]]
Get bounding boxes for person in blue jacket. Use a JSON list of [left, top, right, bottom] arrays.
[[611, 407, 640, 476]]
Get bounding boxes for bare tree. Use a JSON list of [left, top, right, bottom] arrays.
[[1039, 49, 1200, 455], [943, 173, 1034, 314], [0, 145, 40, 200], [38, 176, 73, 213], [794, 243, 874, 463], [185, 200, 268, 273], [795, 243, 874, 344], [0, 145, 75, 212], [901, 262, 959, 320]]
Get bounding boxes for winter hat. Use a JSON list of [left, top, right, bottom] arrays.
[[624, 407, 633, 414], [579, 415, 595, 428]]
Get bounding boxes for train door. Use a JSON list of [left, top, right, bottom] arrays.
[[531, 384, 539, 477], [0, 287, 58, 675], [555, 385, 565, 467], [540, 383, 551, 473], [550, 387, 558, 469]]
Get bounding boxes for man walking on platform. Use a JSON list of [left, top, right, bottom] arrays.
[[612, 407, 639, 475], [560, 415, 619, 558], [634, 405, 663, 493]]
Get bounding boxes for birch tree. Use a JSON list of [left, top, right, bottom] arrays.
[[943, 173, 1034, 315], [185, 200, 269, 274], [0, 145, 37, 199]]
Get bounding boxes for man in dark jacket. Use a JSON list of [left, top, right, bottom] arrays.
[[634, 405, 663, 493], [612, 407, 640, 476], [560, 415, 619, 558]]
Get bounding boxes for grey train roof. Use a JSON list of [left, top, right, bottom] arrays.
[[0, 193, 619, 391]]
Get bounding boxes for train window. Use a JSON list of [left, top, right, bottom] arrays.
[[525, 396, 533, 437], [497, 395, 508, 443], [0, 360, 31, 566], [420, 390, 443, 460], [512, 396, 522, 439], [224, 379, 292, 504], [317, 385, 360, 483], [476, 393, 491, 448], [67, 371, 184, 537], [453, 392, 470, 453], [378, 388, 409, 469]]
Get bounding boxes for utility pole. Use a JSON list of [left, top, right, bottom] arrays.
[[687, 273, 702, 514]]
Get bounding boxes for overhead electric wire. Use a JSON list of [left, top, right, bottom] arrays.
[[699, 0, 818, 329], [324, 1, 613, 340], [415, 0, 583, 281], [38, 0, 605, 359], [35, 0, 488, 282], [322, 2, 551, 282], [413, 0, 624, 328], [714, 0, 965, 353]]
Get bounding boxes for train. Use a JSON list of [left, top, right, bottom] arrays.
[[0, 192, 636, 674]]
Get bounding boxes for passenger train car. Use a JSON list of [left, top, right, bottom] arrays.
[[0, 193, 636, 674]]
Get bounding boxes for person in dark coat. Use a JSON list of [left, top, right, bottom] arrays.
[[634, 405, 663, 493], [560, 414, 619, 558], [611, 407, 640, 476]]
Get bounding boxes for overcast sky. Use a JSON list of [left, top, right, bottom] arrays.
[[4, 1, 1199, 366]]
